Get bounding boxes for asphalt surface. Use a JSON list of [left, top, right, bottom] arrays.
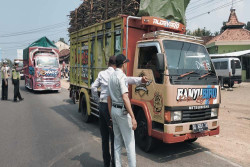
[[0, 80, 242, 167]]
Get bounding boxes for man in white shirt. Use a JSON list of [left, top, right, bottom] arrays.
[[107, 54, 137, 167], [91, 56, 147, 167]]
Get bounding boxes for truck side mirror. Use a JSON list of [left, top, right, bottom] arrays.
[[156, 53, 165, 71], [231, 60, 236, 75]]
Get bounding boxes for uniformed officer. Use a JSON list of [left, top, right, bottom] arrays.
[[1, 61, 10, 100], [12, 61, 27, 102], [91, 56, 147, 167], [107, 54, 137, 167]]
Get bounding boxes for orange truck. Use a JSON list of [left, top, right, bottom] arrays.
[[69, 15, 220, 151]]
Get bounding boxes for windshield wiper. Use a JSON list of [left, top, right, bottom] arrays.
[[199, 72, 216, 79], [179, 71, 200, 78]]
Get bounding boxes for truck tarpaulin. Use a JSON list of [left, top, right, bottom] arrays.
[[137, 0, 190, 25], [23, 36, 57, 60]]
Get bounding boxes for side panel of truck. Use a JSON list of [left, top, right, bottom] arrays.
[[70, 17, 124, 90]]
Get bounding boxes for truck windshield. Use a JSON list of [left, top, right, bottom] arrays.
[[36, 57, 59, 68], [163, 40, 215, 76]]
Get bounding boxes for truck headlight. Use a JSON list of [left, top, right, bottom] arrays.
[[171, 111, 182, 121], [211, 108, 218, 117], [35, 77, 42, 82]]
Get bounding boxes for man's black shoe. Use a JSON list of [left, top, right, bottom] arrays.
[[13, 100, 18, 102], [19, 98, 24, 101]]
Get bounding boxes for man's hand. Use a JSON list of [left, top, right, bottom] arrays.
[[132, 118, 137, 130], [141, 76, 149, 84]]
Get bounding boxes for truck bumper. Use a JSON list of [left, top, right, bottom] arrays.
[[162, 119, 219, 143], [33, 81, 61, 91]]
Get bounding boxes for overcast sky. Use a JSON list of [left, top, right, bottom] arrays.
[[0, 0, 249, 60]]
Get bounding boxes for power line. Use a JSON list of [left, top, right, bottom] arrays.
[[187, 0, 215, 12], [1, 30, 67, 51], [186, 0, 223, 14], [0, 27, 68, 45], [0, 21, 68, 38], [187, 0, 243, 21]]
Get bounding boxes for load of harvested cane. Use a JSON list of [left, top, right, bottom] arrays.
[[68, 0, 140, 33]]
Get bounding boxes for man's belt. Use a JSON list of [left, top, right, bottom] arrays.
[[112, 104, 124, 109], [100, 98, 107, 103]]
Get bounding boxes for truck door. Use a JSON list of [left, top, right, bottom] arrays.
[[132, 42, 165, 124]]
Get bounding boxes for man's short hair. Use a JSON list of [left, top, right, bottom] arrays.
[[108, 56, 116, 66]]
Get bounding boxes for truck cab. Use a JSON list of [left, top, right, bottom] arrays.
[[24, 47, 61, 91], [131, 31, 220, 151]]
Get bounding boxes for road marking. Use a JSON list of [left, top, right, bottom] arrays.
[[204, 151, 242, 167]]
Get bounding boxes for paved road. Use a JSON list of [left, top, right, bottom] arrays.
[[0, 80, 242, 167]]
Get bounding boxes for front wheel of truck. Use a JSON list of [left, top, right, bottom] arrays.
[[185, 138, 198, 143], [135, 111, 155, 152], [80, 94, 91, 123]]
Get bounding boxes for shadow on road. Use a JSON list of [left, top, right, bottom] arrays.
[[71, 152, 103, 167], [135, 140, 209, 164], [50, 103, 210, 165], [50, 103, 100, 138], [20, 85, 60, 95]]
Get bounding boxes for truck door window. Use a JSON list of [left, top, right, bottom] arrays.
[[213, 62, 220, 69], [220, 61, 228, 69], [138, 46, 163, 84], [115, 28, 121, 55], [231, 60, 241, 69]]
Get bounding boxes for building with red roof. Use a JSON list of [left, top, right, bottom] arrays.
[[206, 9, 250, 54], [206, 8, 250, 81]]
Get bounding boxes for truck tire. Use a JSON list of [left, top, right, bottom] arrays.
[[185, 138, 198, 143], [80, 94, 91, 123], [135, 111, 155, 152], [228, 81, 234, 88], [72, 90, 76, 104]]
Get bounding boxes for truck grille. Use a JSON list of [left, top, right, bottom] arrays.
[[182, 109, 211, 122]]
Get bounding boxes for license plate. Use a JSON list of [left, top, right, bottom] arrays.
[[192, 123, 208, 133], [234, 81, 238, 84], [47, 87, 52, 90]]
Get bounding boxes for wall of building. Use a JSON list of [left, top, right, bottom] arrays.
[[207, 46, 218, 54], [218, 45, 250, 54]]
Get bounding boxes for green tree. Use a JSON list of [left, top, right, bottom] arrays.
[[59, 38, 67, 44], [220, 21, 227, 33], [214, 31, 220, 36], [186, 27, 212, 37], [245, 21, 250, 31]]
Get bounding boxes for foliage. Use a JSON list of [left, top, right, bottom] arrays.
[[245, 21, 250, 31], [186, 27, 216, 37], [59, 38, 67, 44]]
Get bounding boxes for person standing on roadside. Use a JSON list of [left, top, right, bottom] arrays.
[[1, 61, 10, 100], [91, 55, 147, 167], [12, 61, 27, 102], [107, 54, 137, 167]]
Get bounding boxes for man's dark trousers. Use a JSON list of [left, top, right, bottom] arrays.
[[1, 79, 8, 100], [13, 79, 22, 101], [99, 102, 115, 167]]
